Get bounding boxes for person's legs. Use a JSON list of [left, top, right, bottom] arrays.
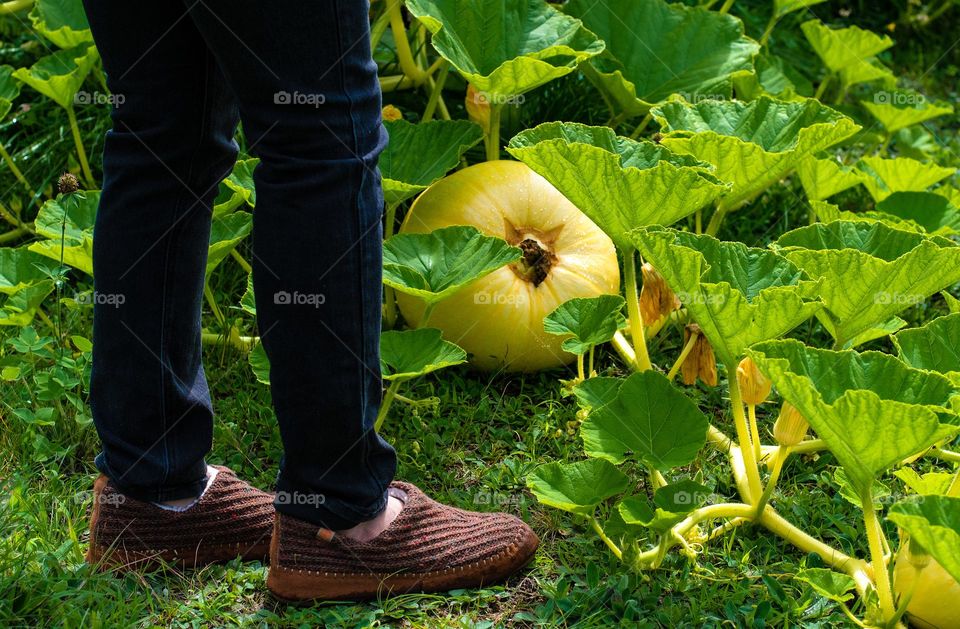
[[182, 0, 397, 529], [82, 0, 240, 501]]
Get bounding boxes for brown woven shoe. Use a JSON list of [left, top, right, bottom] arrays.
[[86, 465, 274, 571], [266, 481, 539, 602]]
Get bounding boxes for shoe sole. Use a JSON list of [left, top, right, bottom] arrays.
[[266, 528, 539, 603], [86, 541, 271, 572]]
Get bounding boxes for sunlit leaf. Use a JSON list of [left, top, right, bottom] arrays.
[[527, 458, 630, 516], [380, 328, 467, 381], [543, 295, 625, 355]]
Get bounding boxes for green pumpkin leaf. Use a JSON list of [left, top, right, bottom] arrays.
[[13, 44, 99, 110], [833, 468, 891, 511], [527, 458, 630, 516], [857, 156, 955, 202], [572, 376, 621, 411], [382, 226, 520, 306], [801, 20, 894, 89], [222, 158, 258, 208], [581, 370, 709, 470], [0, 65, 22, 121], [381, 119, 482, 206], [653, 96, 859, 216], [617, 495, 686, 533], [248, 342, 270, 385], [776, 221, 960, 348], [543, 295, 626, 355], [565, 0, 758, 118], [239, 272, 256, 317], [380, 328, 467, 381], [406, 0, 604, 100], [894, 468, 955, 497], [631, 226, 821, 366], [653, 479, 712, 513], [0, 280, 55, 327], [734, 52, 813, 100], [893, 313, 960, 383], [797, 157, 865, 202], [206, 212, 252, 276], [774, 0, 827, 18], [888, 495, 960, 584], [28, 191, 98, 275], [862, 94, 954, 134], [876, 191, 960, 236], [0, 247, 60, 295], [795, 568, 857, 603], [507, 122, 728, 250], [29, 0, 93, 49], [747, 339, 960, 495]]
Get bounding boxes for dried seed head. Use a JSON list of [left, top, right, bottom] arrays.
[[58, 173, 80, 195], [381, 104, 403, 122], [681, 324, 718, 387], [773, 402, 809, 447], [737, 356, 771, 406], [465, 84, 491, 135], [639, 262, 681, 327]]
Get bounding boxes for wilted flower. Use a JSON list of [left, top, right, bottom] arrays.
[[57, 173, 80, 195], [465, 84, 490, 135], [737, 356, 771, 406], [639, 262, 680, 327], [381, 104, 403, 121], [681, 324, 717, 387], [773, 402, 809, 447]]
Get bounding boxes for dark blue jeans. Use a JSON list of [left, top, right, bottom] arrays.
[[82, 0, 397, 529]]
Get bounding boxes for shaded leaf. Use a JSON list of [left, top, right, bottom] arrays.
[[380, 328, 467, 381], [888, 495, 960, 584], [543, 295, 625, 355]]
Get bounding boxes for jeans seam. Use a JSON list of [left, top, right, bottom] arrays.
[[155, 49, 216, 496], [333, 0, 379, 497]]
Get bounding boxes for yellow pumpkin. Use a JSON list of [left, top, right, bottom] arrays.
[[894, 544, 960, 629], [397, 160, 620, 372]]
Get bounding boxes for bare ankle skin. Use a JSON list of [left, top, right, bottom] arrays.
[[336, 494, 405, 542]]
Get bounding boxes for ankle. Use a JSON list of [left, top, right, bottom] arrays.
[[336, 489, 406, 542], [153, 466, 218, 512]]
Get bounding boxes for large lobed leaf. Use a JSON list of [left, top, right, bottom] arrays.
[[857, 156, 955, 202], [527, 458, 630, 516], [565, 0, 759, 117], [28, 191, 99, 275], [801, 20, 894, 89], [862, 94, 954, 134], [382, 225, 521, 306], [13, 44, 99, 110], [776, 221, 960, 348], [507, 122, 728, 250], [29, 0, 93, 49], [631, 226, 821, 366], [652, 96, 859, 215], [888, 495, 960, 584], [406, 0, 604, 100], [380, 328, 467, 381], [580, 370, 709, 471], [893, 313, 960, 383], [380, 119, 483, 206], [543, 295, 625, 355], [748, 339, 960, 494]]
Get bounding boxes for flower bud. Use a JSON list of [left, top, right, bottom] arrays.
[[906, 536, 932, 570], [57, 173, 80, 195], [681, 324, 718, 387], [639, 263, 681, 327], [381, 104, 403, 122], [773, 402, 809, 447], [737, 356, 771, 406], [465, 84, 491, 135]]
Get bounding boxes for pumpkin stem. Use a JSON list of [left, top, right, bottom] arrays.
[[512, 238, 555, 286]]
